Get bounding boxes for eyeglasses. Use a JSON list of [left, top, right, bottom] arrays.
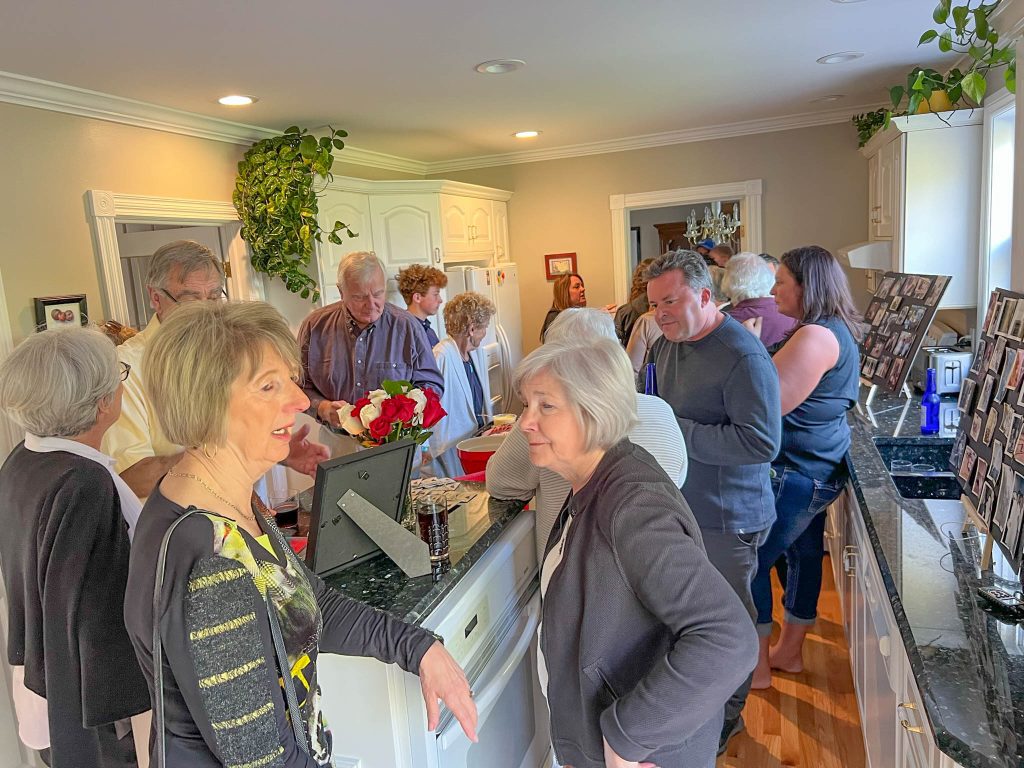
[[159, 287, 227, 304], [120, 362, 131, 382]]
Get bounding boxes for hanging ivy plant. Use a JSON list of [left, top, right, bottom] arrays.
[[233, 125, 355, 302]]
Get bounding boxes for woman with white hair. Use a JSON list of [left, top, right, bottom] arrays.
[[487, 307, 687, 560], [724, 252, 796, 348], [0, 328, 150, 768], [520, 337, 757, 768], [427, 291, 496, 476]]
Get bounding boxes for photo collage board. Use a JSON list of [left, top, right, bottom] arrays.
[[860, 272, 951, 394], [950, 288, 1024, 564]]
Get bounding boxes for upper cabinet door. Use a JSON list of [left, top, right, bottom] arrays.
[[317, 189, 373, 305], [467, 199, 494, 250], [875, 138, 900, 240], [867, 151, 882, 239], [370, 194, 442, 269], [493, 201, 510, 264], [441, 194, 473, 253]]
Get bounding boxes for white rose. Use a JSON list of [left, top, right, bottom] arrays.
[[407, 388, 427, 417], [337, 403, 365, 436], [359, 401, 382, 429], [368, 389, 388, 409]]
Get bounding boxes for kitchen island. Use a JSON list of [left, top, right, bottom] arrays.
[[840, 391, 1023, 768]]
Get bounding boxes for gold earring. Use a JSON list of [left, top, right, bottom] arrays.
[[202, 442, 218, 459]]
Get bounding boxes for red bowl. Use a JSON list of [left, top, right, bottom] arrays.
[[288, 537, 307, 556], [456, 435, 506, 475]]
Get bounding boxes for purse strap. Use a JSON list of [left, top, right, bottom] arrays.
[[152, 508, 310, 766]]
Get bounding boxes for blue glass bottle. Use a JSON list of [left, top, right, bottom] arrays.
[[644, 362, 658, 396], [920, 367, 940, 435]]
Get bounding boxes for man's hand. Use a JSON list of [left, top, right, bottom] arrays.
[[419, 641, 477, 742], [741, 316, 763, 339], [603, 737, 656, 768], [284, 424, 330, 478], [602, 303, 618, 315], [316, 399, 348, 428]]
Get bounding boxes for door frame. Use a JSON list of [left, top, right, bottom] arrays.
[[85, 190, 264, 324], [609, 179, 764, 302]]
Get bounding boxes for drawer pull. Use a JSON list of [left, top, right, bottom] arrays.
[[898, 702, 916, 710], [900, 719, 924, 734]]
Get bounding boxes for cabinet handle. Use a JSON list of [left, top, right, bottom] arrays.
[[843, 545, 857, 573], [433, 247, 441, 264], [900, 719, 924, 734], [898, 702, 917, 710]]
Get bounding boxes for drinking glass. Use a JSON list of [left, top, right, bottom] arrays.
[[270, 488, 300, 528], [890, 459, 914, 474], [911, 463, 936, 474], [415, 497, 450, 562]]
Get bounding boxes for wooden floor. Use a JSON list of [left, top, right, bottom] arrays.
[[717, 555, 866, 768]]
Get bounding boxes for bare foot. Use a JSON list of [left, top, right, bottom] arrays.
[[751, 660, 773, 690], [768, 645, 803, 674]]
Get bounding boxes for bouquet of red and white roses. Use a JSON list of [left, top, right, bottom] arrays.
[[337, 380, 446, 446]]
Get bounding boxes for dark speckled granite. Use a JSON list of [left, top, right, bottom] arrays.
[[850, 393, 1024, 768], [319, 484, 528, 626]]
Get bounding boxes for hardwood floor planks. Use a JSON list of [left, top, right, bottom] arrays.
[[717, 555, 866, 768]]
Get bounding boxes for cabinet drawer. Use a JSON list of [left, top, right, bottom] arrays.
[[899, 659, 936, 767]]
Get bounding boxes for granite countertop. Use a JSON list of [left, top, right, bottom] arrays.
[[848, 391, 1024, 768], [318, 484, 528, 626]]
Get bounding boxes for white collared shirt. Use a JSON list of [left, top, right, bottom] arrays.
[[24, 432, 143, 540]]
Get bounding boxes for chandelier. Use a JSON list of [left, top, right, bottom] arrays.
[[685, 201, 741, 246]]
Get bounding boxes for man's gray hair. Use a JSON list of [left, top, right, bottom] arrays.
[[513, 337, 638, 453], [337, 251, 385, 288], [146, 240, 223, 290], [545, 308, 617, 344], [723, 252, 776, 303], [0, 327, 119, 437], [644, 250, 714, 294]]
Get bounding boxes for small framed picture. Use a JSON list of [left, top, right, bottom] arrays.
[[34, 294, 88, 332], [544, 252, 578, 281]]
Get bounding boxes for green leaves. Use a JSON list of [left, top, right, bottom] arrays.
[[961, 70, 986, 103], [919, 29, 938, 46], [933, 0, 951, 24], [890, 85, 906, 109], [233, 125, 353, 303]]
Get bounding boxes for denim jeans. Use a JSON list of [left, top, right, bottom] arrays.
[[751, 465, 844, 632]]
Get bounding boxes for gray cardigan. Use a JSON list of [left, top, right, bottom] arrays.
[[539, 440, 758, 768]]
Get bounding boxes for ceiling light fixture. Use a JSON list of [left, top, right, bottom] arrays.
[[514, 130, 541, 138], [475, 59, 526, 74], [830, 0, 868, 4], [218, 94, 257, 106], [810, 94, 846, 103], [816, 51, 864, 64]]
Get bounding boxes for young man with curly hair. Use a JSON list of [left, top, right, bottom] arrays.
[[397, 264, 448, 348]]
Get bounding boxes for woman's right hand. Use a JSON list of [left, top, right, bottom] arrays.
[[603, 737, 657, 768]]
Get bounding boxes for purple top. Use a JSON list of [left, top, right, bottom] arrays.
[[726, 297, 797, 348], [298, 302, 444, 410]]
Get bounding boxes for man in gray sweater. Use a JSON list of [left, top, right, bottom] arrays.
[[643, 249, 781, 752]]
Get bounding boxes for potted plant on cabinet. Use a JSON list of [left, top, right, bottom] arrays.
[[233, 126, 356, 302], [886, 0, 1015, 123]]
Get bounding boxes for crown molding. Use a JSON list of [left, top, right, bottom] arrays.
[[0, 70, 428, 175], [326, 175, 512, 200], [422, 102, 889, 173]]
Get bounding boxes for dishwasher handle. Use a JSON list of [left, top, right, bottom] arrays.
[[438, 591, 541, 750]]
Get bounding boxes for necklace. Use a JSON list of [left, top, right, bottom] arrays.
[[168, 471, 258, 525]]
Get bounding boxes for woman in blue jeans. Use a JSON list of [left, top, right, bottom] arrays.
[[750, 245, 862, 690]]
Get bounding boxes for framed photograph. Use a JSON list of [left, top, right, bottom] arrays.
[[925, 275, 949, 305], [544, 252, 578, 281], [889, 295, 902, 312], [34, 294, 88, 331], [973, 458, 988, 497], [957, 377, 977, 414]]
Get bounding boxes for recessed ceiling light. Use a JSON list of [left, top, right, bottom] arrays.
[[475, 59, 526, 74], [218, 94, 257, 106], [816, 51, 864, 64], [514, 130, 541, 138], [810, 94, 846, 103], [830, 0, 867, 3]]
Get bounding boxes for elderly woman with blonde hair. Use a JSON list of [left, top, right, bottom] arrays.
[[518, 336, 756, 768], [123, 300, 476, 768], [427, 291, 496, 476], [0, 327, 150, 768]]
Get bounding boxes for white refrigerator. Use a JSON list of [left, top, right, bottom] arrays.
[[444, 264, 524, 414]]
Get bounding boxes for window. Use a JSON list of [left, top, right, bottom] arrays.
[[979, 93, 1016, 336]]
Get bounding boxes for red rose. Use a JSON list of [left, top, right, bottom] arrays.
[[421, 388, 447, 428], [390, 394, 417, 424], [379, 397, 403, 423], [368, 414, 392, 441], [351, 396, 372, 420]]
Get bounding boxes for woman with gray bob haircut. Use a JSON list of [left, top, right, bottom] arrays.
[[487, 310, 688, 559], [0, 327, 150, 768], [517, 337, 756, 768], [723, 253, 797, 348]]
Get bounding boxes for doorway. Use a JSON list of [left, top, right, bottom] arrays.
[[609, 180, 763, 302], [629, 201, 743, 270]]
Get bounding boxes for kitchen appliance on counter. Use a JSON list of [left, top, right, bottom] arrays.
[[910, 346, 973, 394], [445, 265, 523, 414]]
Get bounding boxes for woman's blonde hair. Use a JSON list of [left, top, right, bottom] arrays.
[[443, 292, 496, 338], [144, 301, 300, 447], [551, 272, 583, 311]]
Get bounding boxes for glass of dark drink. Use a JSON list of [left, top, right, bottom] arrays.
[[270, 489, 300, 529], [415, 497, 450, 562]]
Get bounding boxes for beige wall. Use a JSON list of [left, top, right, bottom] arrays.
[[0, 102, 416, 342], [431, 122, 870, 351]]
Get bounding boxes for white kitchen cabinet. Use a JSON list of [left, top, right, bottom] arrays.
[[370, 193, 444, 270], [860, 112, 982, 309], [316, 190, 375, 305], [440, 194, 495, 259], [494, 201, 510, 264]]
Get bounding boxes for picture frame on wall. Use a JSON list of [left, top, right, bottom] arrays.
[[544, 252, 578, 281], [33, 294, 88, 332]]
